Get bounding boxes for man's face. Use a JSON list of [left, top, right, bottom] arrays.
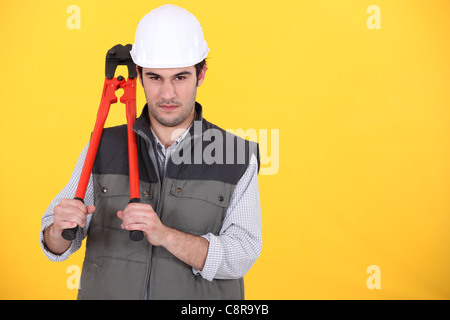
[[138, 66, 205, 128]]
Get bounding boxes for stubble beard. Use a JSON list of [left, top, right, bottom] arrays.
[[147, 90, 197, 128]]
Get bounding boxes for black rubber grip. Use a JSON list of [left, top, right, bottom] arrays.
[[61, 197, 84, 241], [129, 198, 144, 241], [61, 226, 78, 241]]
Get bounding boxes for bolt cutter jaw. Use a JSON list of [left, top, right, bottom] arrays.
[[105, 44, 137, 80]]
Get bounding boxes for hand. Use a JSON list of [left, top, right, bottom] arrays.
[[53, 198, 95, 235], [44, 198, 95, 254], [117, 203, 169, 246]]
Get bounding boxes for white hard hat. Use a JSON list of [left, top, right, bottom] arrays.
[[130, 4, 209, 68]]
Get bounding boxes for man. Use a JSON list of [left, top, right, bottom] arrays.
[[40, 4, 262, 300]]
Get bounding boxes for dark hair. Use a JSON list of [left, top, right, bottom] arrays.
[[137, 58, 207, 82], [194, 59, 207, 78]]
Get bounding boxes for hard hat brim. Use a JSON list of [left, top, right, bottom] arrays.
[[130, 47, 209, 69]]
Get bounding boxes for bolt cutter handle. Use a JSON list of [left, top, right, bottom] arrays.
[[60, 77, 120, 241], [122, 77, 144, 241]]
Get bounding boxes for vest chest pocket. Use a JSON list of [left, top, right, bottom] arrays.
[[93, 174, 156, 229], [95, 174, 154, 202], [163, 178, 235, 235]]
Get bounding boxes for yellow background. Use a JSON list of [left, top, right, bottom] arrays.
[[0, 0, 449, 299]]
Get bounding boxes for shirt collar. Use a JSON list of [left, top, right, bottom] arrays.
[[150, 122, 193, 153]]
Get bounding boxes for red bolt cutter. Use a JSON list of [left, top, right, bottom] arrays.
[[62, 44, 144, 241]]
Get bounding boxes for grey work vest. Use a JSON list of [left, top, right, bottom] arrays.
[[77, 103, 259, 300]]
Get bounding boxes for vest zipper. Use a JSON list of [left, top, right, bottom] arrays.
[[141, 128, 201, 299], [143, 139, 168, 300]]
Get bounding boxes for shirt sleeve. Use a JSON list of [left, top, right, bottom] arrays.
[[39, 143, 94, 262], [193, 153, 262, 281]]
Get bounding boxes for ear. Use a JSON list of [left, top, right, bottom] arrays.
[[196, 65, 207, 87]]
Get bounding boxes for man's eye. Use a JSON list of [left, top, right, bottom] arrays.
[[175, 76, 186, 81], [149, 76, 160, 80]]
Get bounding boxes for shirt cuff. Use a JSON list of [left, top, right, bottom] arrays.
[[39, 216, 76, 262], [192, 233, 223, 281]]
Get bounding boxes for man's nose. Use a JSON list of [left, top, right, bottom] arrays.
[[161, 81, 176, 100]]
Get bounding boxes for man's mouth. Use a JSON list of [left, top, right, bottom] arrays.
[[159, 104, 179, 111]]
